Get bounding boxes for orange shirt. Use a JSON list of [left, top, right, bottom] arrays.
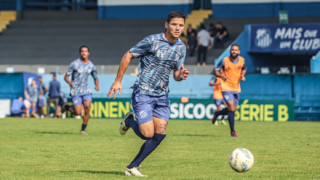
[[220, 56, 245, 93], [213, 77, 223, 99]]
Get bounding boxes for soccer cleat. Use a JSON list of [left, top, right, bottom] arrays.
[[125, 167, 147, 177], [75, 115, 82, 119], [214, 121, 219, 126], [220, 120, 227, 125], [119, 112, 133, 135], [80, 131, 88, 135], [211, 111, 218, 124], [231, 131, 238, 137]]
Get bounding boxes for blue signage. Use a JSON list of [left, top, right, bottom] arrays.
[[250, 24, 320, 52]]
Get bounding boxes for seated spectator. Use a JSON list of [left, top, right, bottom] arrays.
[[186, 31, 197, 57], [11, 97, 26, 117], [208, 23, 217, 49], [214, 22, 229, 48], [24, 79, 39, 118]]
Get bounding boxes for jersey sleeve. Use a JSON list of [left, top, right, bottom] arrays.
[[66, 61, 75, 75], [91, 65, 98, 79], [215, 59, 225, 72], [129, 36, 151, 58], [174, 45, 186, 70]]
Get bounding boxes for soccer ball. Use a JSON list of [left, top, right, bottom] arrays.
[[229, 148, 254, 173]]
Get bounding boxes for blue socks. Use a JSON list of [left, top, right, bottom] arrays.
[[81, 124, 87, 131], [126, 116, 149, 140], [128, 133, 166, 168], [216, 108, 228, 116], [228, 111, 235, 133]]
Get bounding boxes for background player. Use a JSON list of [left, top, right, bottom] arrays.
[[24, 79, 39, 118], [209, 75, 227, 125], [64, 45, 99, 135], [37, 76, 48, 118], [107, 11, 189, 177], [212, 44, 246, 137]]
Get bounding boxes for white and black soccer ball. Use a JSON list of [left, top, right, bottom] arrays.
[[229, 148, 254, 173]]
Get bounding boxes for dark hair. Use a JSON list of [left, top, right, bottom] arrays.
[[231, 44, 240, 49], [167, 11, 186, 23], [79, 45, 89, 53], [200, 24, 206, 30], [217, 21, 222, 25], [38, 76, 42, 78], [210, 23, 214, 26]]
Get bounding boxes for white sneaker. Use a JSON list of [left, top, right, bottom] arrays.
[[62, 114, 66, 119], [125, 167, 147, 177], [41, 115, 45, 119], [119, 112, 133, 135], [75, 115, 81, 119]]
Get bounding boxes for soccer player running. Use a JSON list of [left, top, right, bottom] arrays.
[[107, 11, 189, 177], [209, 75, 228, 125], [64, 46, 99, 135], [212, 44, 246, 137]]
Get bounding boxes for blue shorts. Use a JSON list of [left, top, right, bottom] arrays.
[[37, 95, 47, 107], [131, 88, 170, 125], [71, 94, 92, 106], [214, 99, 226, 107], [222, 91, 240, 107], [29, 96, 37, 103]]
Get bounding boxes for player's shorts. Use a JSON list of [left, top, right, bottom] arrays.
[[131, 88, 170, 125], [71, 94, 92, 106], [59, 100, 67, 107], [11, 112, 24, 117], [214, 98, 226, 107], [37, 95, 47, 107], [222, 91, 240, 107], [29, 96, 37, 103]]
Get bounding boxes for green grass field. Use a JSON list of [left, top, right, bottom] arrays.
[[0, 118, 319, 180]]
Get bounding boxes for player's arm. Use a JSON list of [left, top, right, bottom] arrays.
[[214, 60, 227, 81], [91, 66, 100, 91], [240, 68, 247, 82], [64, 62, 75, 88], [174, 64, 189, 81], [209, 81, 221, 86], [107, 36, 151, 99], [173, 46, 189, 82], [107, 51, 134, 99]]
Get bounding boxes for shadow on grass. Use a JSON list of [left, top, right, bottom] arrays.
[[61, 170, 123, 176], [173, 134, 215, 137], [35, 131, 74, 135]]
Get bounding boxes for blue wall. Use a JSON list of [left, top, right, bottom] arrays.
[[98, 4, 193, 19], [39, 74, 320, 106], [0, 1, 16, 10], [211, 1, 320, 18]]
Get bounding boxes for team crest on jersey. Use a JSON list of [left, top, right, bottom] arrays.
[[227, 67, 231, 70], [140, 110, 148, 119], [238, 65, 242, 69], [141, 83, 150, 90]]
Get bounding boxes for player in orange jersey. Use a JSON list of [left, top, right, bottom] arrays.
[[209, 75, 227, 125], [212, 44, 246, 137]]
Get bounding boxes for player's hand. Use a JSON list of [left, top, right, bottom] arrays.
[[186, 45, 190, 50], [207, 46, 211, 50], [221, 75, 227, 81], [107, 81, 122, 99], [241, 75, 246, 82], [69, 82, 75, 88], [95, 86, 100, 92], [180, 64, 189, 80]]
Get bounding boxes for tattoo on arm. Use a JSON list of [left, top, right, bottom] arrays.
[[159, 123, 167, 130]]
